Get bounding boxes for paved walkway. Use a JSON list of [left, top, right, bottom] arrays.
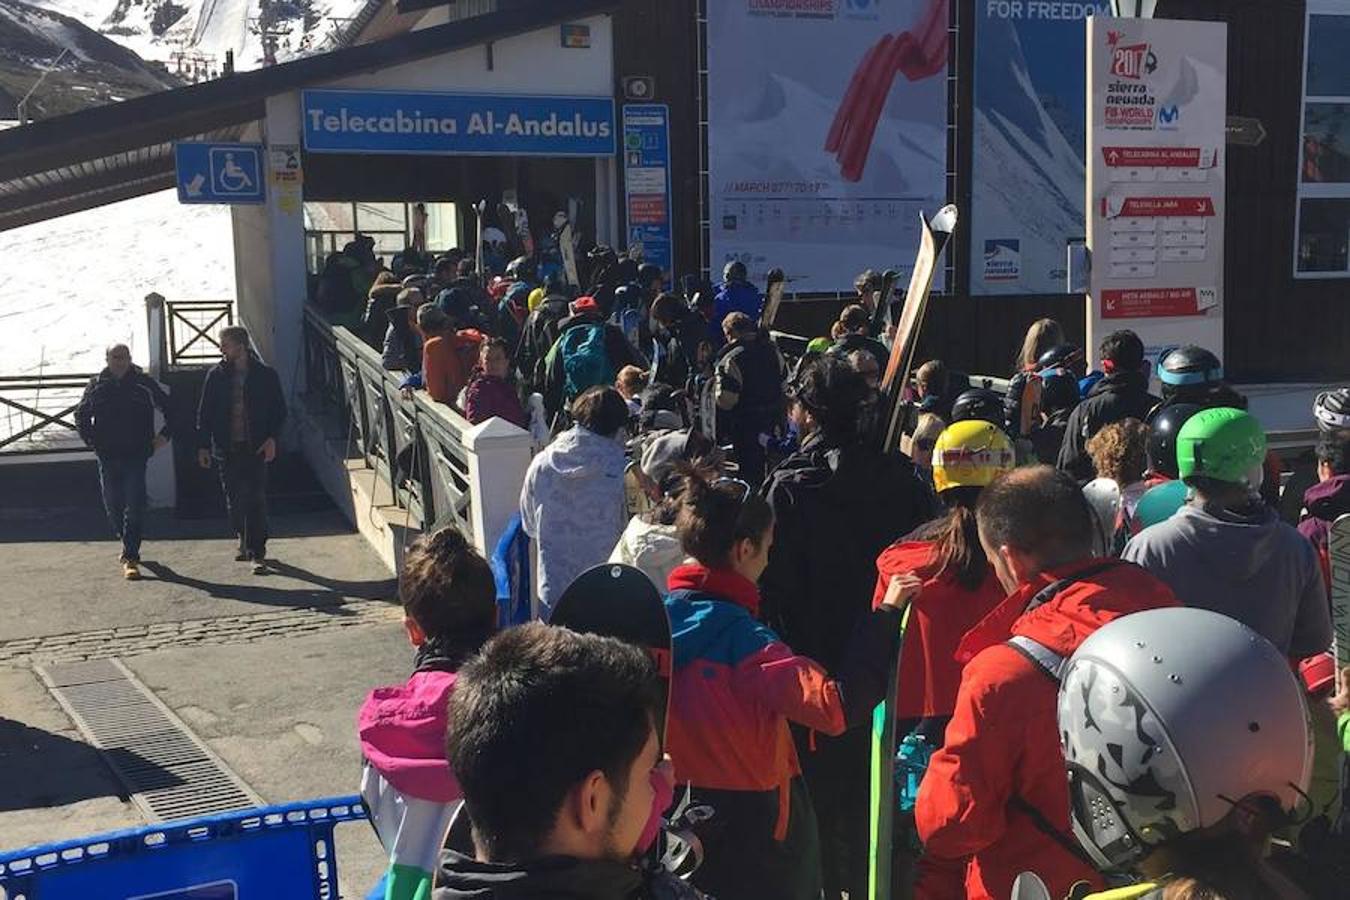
[[0, 502, 407, 896]]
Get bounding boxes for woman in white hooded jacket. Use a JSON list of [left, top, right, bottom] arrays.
[[519, 386, 630, 618]]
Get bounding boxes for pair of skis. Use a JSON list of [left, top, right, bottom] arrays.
[[869, 204, 958, 900]]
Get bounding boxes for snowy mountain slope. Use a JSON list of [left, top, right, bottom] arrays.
[[0, 0, 177, 118], [31, 0, 364, 72]]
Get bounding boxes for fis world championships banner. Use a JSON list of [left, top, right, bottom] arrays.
[[706, 0, 949, 293]]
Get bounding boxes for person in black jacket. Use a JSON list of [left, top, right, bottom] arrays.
[[75, 344, 178, 579], [758, 356, 937, 900], [715, 313, 788, 487], [826, 304, 889, 375], [648, 291, 709, 395], [1057, 329, 1160, 483], [514, 286, 571, 396], [196, 326, 287, 573]]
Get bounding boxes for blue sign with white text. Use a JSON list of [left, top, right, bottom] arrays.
[[174, 142, 265, 205], [622, 104, 674, 280], [302, 90, 616, 157]]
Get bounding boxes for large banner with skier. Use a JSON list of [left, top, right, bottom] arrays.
[[969, 0, 1110, 296], [705, 0, 949, 293]]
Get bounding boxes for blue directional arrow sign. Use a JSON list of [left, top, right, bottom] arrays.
[[174, 141, 266, 205]]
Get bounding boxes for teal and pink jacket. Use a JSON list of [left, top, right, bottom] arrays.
[[664, 563, 900, 838]]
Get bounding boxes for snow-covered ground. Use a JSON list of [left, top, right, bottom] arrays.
[[0, 190, 235, 376]]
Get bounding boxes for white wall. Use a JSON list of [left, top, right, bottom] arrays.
[[318, 14, 613, 96]]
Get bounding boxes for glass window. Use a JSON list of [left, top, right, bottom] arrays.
[[355, 201, 406, 234], [1296, 5, 1350, 277], [1307, 15, 1350, 97], [1297, 198, 1350, 273], [1303, 103, 1350, 183]]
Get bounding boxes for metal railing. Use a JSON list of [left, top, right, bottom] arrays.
[[0, 373, 96, 455], [301, 305, 480, 537], [162, 299, 234, 368]]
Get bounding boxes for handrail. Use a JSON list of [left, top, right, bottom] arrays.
[[162, 299, 234, 368], [0, 372, 97, 455], [299, 304, 532, 554]]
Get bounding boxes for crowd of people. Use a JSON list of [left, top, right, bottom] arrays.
[[321, 237, 1350, 900], [72, 236, 1350, 897]]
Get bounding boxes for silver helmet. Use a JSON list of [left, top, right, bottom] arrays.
[[1057, 607, 1312, 872]]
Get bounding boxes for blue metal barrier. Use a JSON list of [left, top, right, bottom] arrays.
[[491, 513, 532, 626], [0, 796, 368, 899]]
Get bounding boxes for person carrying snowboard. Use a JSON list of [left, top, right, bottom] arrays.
[[358, 526, 497, 900], [870, 420, 1016, 898], [914, 466, 1177, 900], [663, 465, 913, 900], [542, 296, 643, 428], [760, 356, 937, 899]]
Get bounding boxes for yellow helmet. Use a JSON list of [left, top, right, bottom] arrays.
[[931, 420, 1016, 494]]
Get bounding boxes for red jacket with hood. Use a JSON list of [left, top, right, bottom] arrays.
[[872, 541, 1006, 721], [915, 559, 1178, 900]]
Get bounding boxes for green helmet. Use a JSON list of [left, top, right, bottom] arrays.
[[806, 337, 833, 355], [1176, 407, 1267, 485]]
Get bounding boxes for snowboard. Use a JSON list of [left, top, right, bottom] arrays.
[[761, 268, 788, 331], [473, 199, 487, 284], [867, 268, 901, 340], [879, 205, 959, 454], [868, 609, 907, 900], [550, 562, 673, 741], [1018, 375, 1043, 438], [1331, 514, 1350, 671], [560, 221, 580, 289]]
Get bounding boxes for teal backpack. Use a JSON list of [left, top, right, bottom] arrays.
[[559, 323, 614, 401]]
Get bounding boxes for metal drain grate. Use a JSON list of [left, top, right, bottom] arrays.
[[37, 658, 262, 821]]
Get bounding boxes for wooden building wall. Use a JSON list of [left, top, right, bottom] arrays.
[[615, 0, 1346, 381]]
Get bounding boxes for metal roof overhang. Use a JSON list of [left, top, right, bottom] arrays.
[[0, 0, 615, 232]]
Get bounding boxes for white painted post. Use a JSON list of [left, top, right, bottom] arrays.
[[142, 293, 176, 509], [463, 416, 533, 558], [145, 292, 166, 378]]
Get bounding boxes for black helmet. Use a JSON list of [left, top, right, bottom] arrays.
[[1146, 402, 1203, 479], [1037, 343, 1084, 371], [505, 256, 534, 282], [1039, 368, 1080, 414], [637, 263, 663, 287], [950, 388, 1004, 426], [1315, 388, 1350, 432], [723, 260, 748, 283], [1159, 345, 1223, 390]]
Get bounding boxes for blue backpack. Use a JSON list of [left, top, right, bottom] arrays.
[[558, 323, 614, 401]]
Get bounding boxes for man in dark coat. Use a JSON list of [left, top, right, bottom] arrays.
[[759, 356, 937, 900], [76, 344, 179, 579], [197, 326, 287, 573], [715, 313, 788, 487], [648, 292, 710, 395], [1056, 329, 1160, 482]]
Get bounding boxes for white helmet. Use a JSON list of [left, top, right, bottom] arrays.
[[1314, 387, 1350, 432], [1057, 607, 1312, 872]]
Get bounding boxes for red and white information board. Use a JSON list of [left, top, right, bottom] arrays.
[[1086, 17, 1227, 369]]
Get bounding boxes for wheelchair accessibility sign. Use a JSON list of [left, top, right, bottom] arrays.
[[174, 142, 266, 204]]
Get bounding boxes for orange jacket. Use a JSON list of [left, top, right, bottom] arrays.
[[915, 559, 1178, 900], [423, 330, 483, 408], [872, 541, 1005, 721]]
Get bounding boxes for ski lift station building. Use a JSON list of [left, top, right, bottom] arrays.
[[0, 0, 1346, 434]]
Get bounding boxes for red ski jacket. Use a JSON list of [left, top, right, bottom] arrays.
[[871, 541, 1005, 720], [915, 559, 1178, 900]]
